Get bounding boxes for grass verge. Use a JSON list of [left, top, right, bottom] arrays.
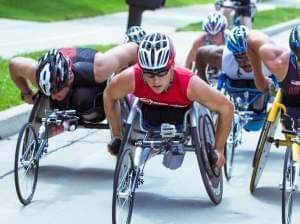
[[0, 0, 214, 22], [176, 7, 300, 32]]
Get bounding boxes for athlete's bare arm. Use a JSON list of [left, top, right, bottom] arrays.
[[185, 33, 206, 70], [248, 31, 274, 91], [104, 66, 135, 139], [259, 43, 290, 82], [187, 75, 234, 167], [94, 42, 138, 83], [9, 57, 38, 104], [195, 45, 223, 82]]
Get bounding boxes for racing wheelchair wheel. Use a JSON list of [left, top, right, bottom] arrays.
[[224, 118, 237, 181], [281, 146, 296, 224], [14, 122, 39, 205], [193, 114, 223, 205], [112, 124, 136, 224], [250, 112, 279, 193]]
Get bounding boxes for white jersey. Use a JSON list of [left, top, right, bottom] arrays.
[[221, 45, 272, 80]]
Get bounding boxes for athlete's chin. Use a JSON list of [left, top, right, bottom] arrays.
[[151, 86, 164, 94]]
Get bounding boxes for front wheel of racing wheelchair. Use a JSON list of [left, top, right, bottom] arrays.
[[14, 93, 50, 205]]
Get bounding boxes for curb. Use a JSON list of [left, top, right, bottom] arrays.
[[0, 104, 32, 139], [0, 19, 298, 139]]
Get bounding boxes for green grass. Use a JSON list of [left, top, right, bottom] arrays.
[[176, 7, 300, 32], [0, 44, 115, 111], [0, 0, 213, 21]]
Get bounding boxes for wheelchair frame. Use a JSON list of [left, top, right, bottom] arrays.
[[250, 89, 300, 224], [13, 91, 130, 205], [112, 98, 223, 224], [217, 75, 268, 180]]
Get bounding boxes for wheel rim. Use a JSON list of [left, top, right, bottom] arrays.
[[282, 149, 295, 224], [115, 150, 134, 224], [15, 123, 38, 204]]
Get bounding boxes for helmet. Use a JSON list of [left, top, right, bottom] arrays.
[[124, 26, 146, 45], [226, 25, 248, 54], [202, 11, 228, 35], [138, 33, 175, 73], [289, 23, 300, 59], [36, 48, 71, 96]]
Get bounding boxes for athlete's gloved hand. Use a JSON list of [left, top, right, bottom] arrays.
[[107, 138, 122, 156]]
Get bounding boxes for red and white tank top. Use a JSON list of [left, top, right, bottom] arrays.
[[133, 65, 193, 108]]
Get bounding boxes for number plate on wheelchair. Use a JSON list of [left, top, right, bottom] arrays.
[[160, 123, 176, 138]]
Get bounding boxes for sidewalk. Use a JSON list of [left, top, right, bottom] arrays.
[[0, 2, 299, 139], [0, 3, 279, 58]]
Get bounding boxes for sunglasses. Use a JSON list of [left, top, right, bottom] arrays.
[[143, 69, 169, 78], [234, 52, 248, 63]]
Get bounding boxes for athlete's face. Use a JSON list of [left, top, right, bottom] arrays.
[[143, 66, 173, 94], [208, 32, 224, 45], [51, 72, 74, 101], [234, 52, 252, 72]]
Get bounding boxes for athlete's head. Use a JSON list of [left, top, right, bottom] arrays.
[[289, 23, 300, 75], [202, 11, 228, 35], [124, 26, 146, 45], [36, 48, 72, 98], [138, 33, 176, 93], [226, 26, 252, 72]]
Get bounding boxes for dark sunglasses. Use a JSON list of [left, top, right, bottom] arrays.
[[234, 52, 248, 63], [143, 69, 169, 78]]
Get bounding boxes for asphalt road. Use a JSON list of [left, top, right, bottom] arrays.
[[0, 29, 299, 224]]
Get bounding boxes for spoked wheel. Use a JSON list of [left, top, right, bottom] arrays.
[[112, 124, 137, 224], [14, 122, 39, 205], [224, 121, 237, 181], [250, 112, 279, 193], [193, 114, 223, 205], [281, 147, 296, 224]]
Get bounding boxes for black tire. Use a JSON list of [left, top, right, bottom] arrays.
[[112, 124, 136, 224], [250, 112, 279, 193], [14, 122, 39, 205], [281, 147, 295, 224], [193, 114, 223, 205]]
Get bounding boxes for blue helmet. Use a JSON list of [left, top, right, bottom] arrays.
[[226, 26, 248, 54], [289, 23, 300, 59]]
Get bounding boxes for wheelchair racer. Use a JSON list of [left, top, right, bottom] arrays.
[[185, 11, 228, 70], [104, 32, 234, 167], [215, 0, 255, 29], [196, 26, 277, 116], [259, 24, 300, 130], [9, 26, 146, 123]]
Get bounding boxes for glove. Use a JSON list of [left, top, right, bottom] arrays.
[[108, 138, 122, 156]]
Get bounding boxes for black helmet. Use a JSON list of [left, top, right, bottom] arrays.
[[36, 48, 71, 96], [289, 23, 300, 59]]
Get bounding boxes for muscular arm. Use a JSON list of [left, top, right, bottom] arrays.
[[259, 43, 289, 82], [248, 31, 274, 91], [195, 45, 223, 82], [9, 57, 38, 103], [94, 42, 138, 83], [185, 33, 205, 70], [104, 66, 135, 139], [187, 76, 234, 166]]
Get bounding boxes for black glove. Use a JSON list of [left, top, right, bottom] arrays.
[[108, 138, 122, 155]]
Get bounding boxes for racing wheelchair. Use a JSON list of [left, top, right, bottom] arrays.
[[250, 89, 300, 224], [14, 86, 131, 205], [112, 98, 223, 224], [216, 73, 276, 180]]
